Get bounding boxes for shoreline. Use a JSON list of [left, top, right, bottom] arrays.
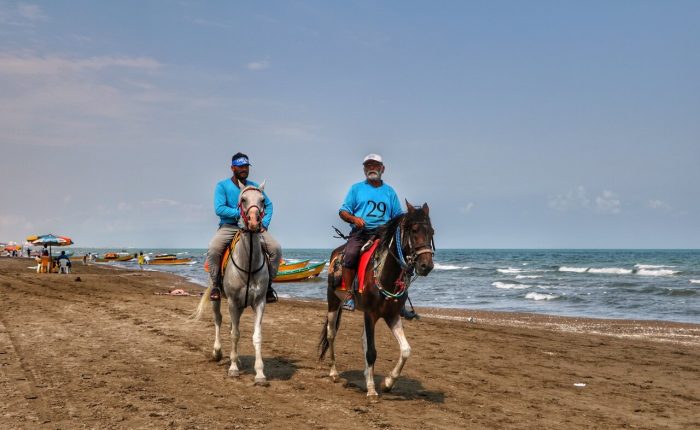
[[5, 256, 699, 346], [1, 256, 698, 429]]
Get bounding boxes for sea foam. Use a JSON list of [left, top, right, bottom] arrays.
[[588, 268, 633, 275], [637, 269, 679, 277], [516, 275, 542, 279], [635, 264, 676, 269], [559, 266, 589, 273], [434, 263, 470, 270], [492, 281, 529, 290], [497, 268, 524, 274], [689, 279, 700, 284], [525, 292, 559, 301]]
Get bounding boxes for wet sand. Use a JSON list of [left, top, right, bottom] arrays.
[[1, 257, 698, 429]]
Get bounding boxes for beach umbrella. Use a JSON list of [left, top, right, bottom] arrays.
[[28, 234, 74, 256]]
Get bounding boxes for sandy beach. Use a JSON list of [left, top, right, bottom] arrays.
[[1, 257, 698, 429]]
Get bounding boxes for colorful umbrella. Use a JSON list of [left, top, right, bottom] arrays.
[[27, 234, 74, 256]]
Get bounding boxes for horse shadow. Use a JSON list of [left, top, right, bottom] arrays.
[[219, 355, 299, 381], [339, 370, 445, 403]]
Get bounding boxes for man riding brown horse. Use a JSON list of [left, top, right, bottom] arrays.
[[338, 153, 418, 319]]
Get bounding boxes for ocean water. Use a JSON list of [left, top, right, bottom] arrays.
[[72, 248, 700, 324]]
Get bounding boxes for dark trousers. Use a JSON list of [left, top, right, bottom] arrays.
[[343, 229, 376, 269]]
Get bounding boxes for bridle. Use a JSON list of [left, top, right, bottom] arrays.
[[238, 187, 265, 231], [395, 219, 435, 270], [233, 186, 266, 308], [374, 215, 435, 301]]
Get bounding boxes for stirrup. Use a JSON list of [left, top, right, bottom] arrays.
[[209, 287, 221, 301], [400, 306, 419, 320], [266, 286, 278, 303], [342, 296, 355, 311]]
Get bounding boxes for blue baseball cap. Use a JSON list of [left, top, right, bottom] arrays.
[[231, 156, 251, 167]]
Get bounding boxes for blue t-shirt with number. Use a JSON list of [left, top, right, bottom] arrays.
[[339, 180, 403, 230]]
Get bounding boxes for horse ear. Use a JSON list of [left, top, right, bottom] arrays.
[[259, 180, 265, 191], [405, 199, 414, 213], [422, 202, 429, 215]]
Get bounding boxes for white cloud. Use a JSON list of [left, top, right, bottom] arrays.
[[648, 199, 672, 211], [595, 190, 621, 214], [459, 202, 475, 214], [246, 60, 269, 71], [17, 3, 46, 21], [0, 2, 47, 26], [549, 186, 621, 215], [548, 186, 590, 212], [0, 53, 160, 76]]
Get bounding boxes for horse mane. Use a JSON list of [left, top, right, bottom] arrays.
[[374, 208, 429, 255]]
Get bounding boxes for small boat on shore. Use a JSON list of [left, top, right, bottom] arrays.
[[279, 259, 310, 271], [148, 254, 193, 265], [95, 252, 134, 262], [273, 261, 326, 282]]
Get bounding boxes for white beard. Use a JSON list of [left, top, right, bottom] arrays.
[[366, 171, 382, 181]]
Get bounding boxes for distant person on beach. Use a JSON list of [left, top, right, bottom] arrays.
[[41, 246, 48, 257], [206, 152, 282, 303], [138, 252, 145, 270], [57, 251, 71, 274], [338, 153, 418, 319]]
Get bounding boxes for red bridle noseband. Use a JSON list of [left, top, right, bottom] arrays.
[[238, 187, 265, 230]]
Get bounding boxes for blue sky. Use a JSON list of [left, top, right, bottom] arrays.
[[0, 1, 698, 248]]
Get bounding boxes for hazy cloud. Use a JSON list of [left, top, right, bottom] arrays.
[[549, 187, 621, 215], [648, 199, 672, 211], [0, 2, 47, 25], [246, 60, 269, 71], [459, 202, 475, 214], [0, 53, 160, 76], [595, 190, 621, 214], [548, 186, 590, 212]]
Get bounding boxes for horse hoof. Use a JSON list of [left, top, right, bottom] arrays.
[[212, 350, 222, 362], [330, 374, 340, 383], [254, 378, 269, 387], [381, 380, 393, 393], [228, 369, 240, 378], [366, 393, 380, 404]]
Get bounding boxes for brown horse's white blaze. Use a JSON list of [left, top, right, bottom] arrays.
[[191, 183, 270, 386], [318, 200, 435, 399]]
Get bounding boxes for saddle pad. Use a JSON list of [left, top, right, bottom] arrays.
[[341, 240, 379, 293], [203, 231, 242, 274], [220, 231, 242, 275]]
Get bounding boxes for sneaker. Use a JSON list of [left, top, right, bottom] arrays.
[[209, 287, 221, 301], [342, 296, 355, 311], [266, 287, 278, 304], [400, 307, 419, 320]]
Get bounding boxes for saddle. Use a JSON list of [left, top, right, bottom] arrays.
[[335, 239, 379, 294], [204, 231, 269, 275]]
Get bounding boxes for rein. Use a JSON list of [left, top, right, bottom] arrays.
[[375, 217, 434, 301], [231, 186, 267, 308]]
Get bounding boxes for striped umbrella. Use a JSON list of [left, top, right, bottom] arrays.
[[27, 234, 74, 256]]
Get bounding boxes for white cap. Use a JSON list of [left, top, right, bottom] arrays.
[[362, 153, 383, 164]]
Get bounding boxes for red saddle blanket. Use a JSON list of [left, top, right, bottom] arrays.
[[341, 240, 379, 294]]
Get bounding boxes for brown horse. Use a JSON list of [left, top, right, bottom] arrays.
[[318, 200, 435, 399]]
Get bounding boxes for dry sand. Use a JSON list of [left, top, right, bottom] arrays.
[[1, 257, 698, 429]]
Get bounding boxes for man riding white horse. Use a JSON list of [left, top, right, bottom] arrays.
[[207, 152, 282, 303], [339, 153, 419, 319]]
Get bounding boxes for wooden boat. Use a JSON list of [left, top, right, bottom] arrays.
[[148, 254, 193, 265], [95, 252, 134, 262], [273, 261, 326, 282], [278, 259, 310, 271]]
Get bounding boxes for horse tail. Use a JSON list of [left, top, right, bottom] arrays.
[[317, 308, 342, 361], [189, 285, 211, 321]]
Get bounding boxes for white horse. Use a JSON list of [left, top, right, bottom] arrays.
[[192, 184, 270, 385]]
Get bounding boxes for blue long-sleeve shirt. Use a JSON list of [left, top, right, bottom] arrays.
[[214, 178, 273, 228], [339, 180, 403, 230]]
